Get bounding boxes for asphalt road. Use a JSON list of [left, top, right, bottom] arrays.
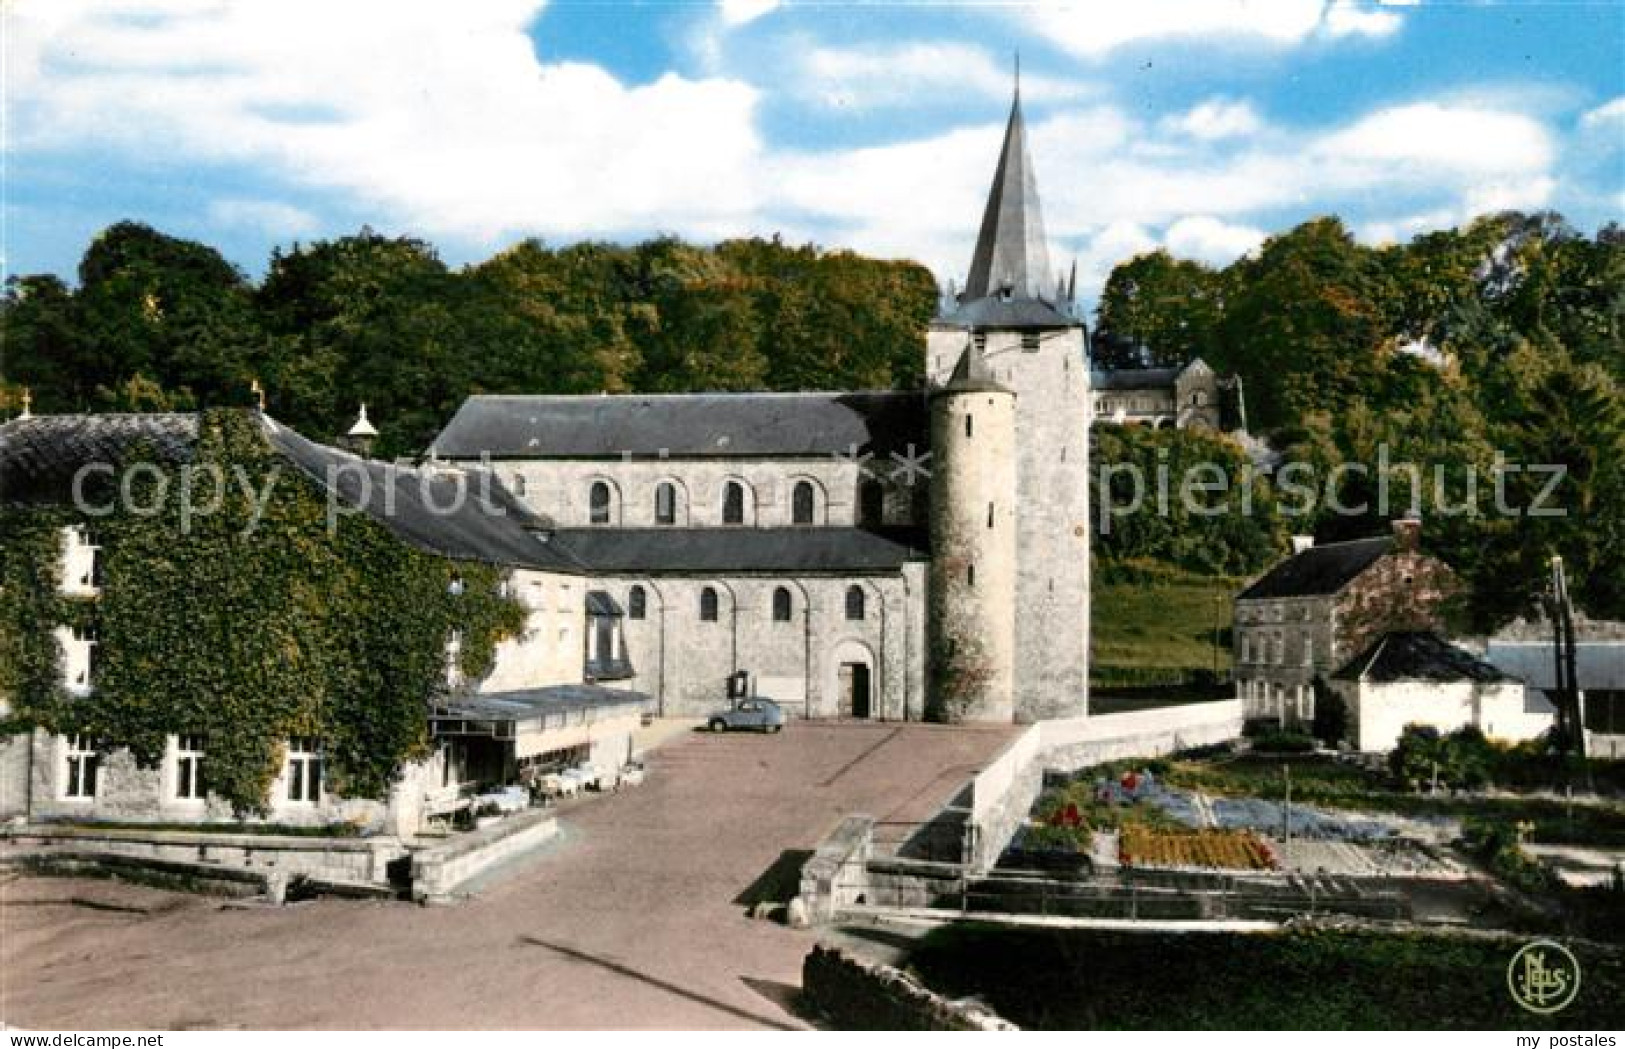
[[0, 720, 1013, 1030]]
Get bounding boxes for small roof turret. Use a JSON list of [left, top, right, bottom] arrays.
[[934, 341, 1013, 397], [348, 403, 379, 439]]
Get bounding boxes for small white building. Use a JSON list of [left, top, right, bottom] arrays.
[[1329, 631, 1553, 753]]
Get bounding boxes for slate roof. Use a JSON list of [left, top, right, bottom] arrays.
[[0, 411, 582, 574], [1091, 366, 1183, 391], [551, 527, 928, 574], [937, 295, 1078, 331], [429, 392, 929, 460], [1333, 631, 1517, 684], [432, 683, 648, 724], [1237, 536, 1393, 601], [937, 342, 1013, 396], [1484, 642, 1625, 691], [263, 418, 584, 573], [1, 413, 198, 504], [963, 89, 1054, 302]]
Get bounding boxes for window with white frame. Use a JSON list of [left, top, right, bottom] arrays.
[[285, 737, 322, 804], [173, 734, 207, 801], [62, 734, 100, 800]]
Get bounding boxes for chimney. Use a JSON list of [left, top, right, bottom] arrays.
[[1392, 514, 1421, 553], [1290, 535, 1315, 555]]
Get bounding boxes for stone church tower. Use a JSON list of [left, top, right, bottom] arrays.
[[927, 85, 1092, 723], [927, 343, 1018, 723]]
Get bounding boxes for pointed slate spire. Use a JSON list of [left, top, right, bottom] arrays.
[[940, 339, 1012, 395], [962, 81, 1055, 303]]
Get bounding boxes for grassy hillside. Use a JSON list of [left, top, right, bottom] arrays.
[[1091, 566, 1238, 687]]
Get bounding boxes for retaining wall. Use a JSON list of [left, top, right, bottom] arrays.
[[410, 808, 558, 900], [802, 945, 1017, 1031]]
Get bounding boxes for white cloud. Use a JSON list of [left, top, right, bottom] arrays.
[[1322, 0, 1404, 38], [9, 0, 768, 244], [206, 199, 319, 237], [1026, 0, 1327, 57], [1580, 96, 1625, 131], [717, 0, 780, 28], [796, 42, 1092, 110], [1313, 103, 1554, 178], [1162, 99, 1263, 141], [1163, 215, 1266, 262]]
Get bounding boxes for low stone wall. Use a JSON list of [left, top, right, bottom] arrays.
[[964, 727, 1044, 872], [798, 815, 875, 924], [960, 702, 1246, 873], [1039, 701, 1245, 771], [1, 824, 404, 887], [802, 945, 1017, 1031], [410, 808, 558, 900]]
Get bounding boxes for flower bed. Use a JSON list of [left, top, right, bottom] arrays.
[[1119, 825, 1276, 870]]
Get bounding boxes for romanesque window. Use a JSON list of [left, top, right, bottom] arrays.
[[628, 586, 647, 620], [174, 734, 207, 802], [700, 587, 719, 622], [792, 481, 815, 525], [858, 481, 884, 528], [285, 737, 323, 804], [589, 481, 612, 525], [772, 587, 792, 622], [62, 734, 100, 800], [845, 586, 866, 621], [722, 481, 746, 525], [655, 482, 677, 526]]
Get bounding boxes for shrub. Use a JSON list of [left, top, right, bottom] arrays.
[[1251, 730, 1316, 754]]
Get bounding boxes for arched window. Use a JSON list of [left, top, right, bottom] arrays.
[[700, 587, 719, 622], [792, 481, 816, 525], [722, 481, 746, 525], [844, 585, 865, 621], [772, 586, 792, 622], [858, 481, 884, 528], [628, 585, 647, 620], [654, 482, 677, 526], [589, 481, 612, 525]]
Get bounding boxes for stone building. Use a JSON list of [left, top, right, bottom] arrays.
[[0, 412, 644, 832], [431, 86, 1093, 724], [1233, 518, 1458, 727], [1089, 358, 1245, 431], [1329, 631, 1549, 752]]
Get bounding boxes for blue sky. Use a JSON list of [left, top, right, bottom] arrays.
[[6, 0, 1623, 307]]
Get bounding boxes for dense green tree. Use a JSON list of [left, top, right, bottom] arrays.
[[1095, 250, 1223, 368]]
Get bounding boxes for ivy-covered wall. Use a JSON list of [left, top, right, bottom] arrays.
[[0, 410, 526, 815]]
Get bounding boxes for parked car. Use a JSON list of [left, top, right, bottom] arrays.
[[619, 762, 646, 787], [707, 697, 785, 733]]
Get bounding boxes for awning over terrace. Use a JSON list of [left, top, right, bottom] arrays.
[[431, 684, 648, 759]]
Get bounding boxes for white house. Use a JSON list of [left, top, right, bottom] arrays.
[[1328, 631, 1553, 753]]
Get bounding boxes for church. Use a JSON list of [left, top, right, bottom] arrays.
[[433, 87, 1094, 725]]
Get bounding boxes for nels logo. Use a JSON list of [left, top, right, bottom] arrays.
[[1508, 940, 1582, 1015]]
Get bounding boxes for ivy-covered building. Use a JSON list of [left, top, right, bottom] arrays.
[[0, 410, 645, 834]]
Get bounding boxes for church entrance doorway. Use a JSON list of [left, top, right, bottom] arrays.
[[839, 662, 872, 719]]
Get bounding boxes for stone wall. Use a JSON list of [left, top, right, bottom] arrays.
[[799, 814, 875, 924], [3, 822, 405, 886], [410, 808, 558, 900], [596, 568, 927, 720], [802, 945, 1017, 1031], [501, 456, 923, 530]]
